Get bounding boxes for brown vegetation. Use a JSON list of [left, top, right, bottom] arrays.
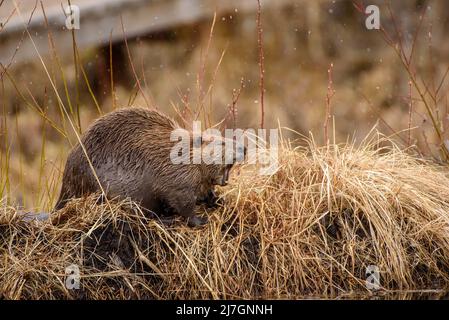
[[2, 0, 449, 299], [2, 135, 449, 299]]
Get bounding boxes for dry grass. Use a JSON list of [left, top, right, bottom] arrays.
[[2, 133, 449, 299], [2, 1, 449, 300]]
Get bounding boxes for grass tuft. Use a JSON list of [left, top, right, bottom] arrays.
[[2, 134, 449, 299]]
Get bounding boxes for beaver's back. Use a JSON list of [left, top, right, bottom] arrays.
[[83, 107, 177, 162]]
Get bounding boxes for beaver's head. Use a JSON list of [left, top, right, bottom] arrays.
[[198, 133, 246, 186]]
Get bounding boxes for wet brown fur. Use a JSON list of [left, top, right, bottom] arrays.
[[55, 107, 232, 225]]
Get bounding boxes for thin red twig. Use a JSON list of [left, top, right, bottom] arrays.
[[324, 63, 335, 145], [120, 15, 151, 108], [256, 0, 265, 129], [408, 80, 413, 146]]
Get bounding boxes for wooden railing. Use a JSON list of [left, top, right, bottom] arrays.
[[0, 0, 293, 65]]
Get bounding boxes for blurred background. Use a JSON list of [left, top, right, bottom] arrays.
[[1, 0, 449, 209]]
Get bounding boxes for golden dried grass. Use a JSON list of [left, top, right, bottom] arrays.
[[1, 134, 449, 299]]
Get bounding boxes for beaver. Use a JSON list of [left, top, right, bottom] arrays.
[[55, 107, 244, 227]]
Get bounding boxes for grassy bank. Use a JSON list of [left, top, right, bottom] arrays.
[[2, 135, 449, 299]]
